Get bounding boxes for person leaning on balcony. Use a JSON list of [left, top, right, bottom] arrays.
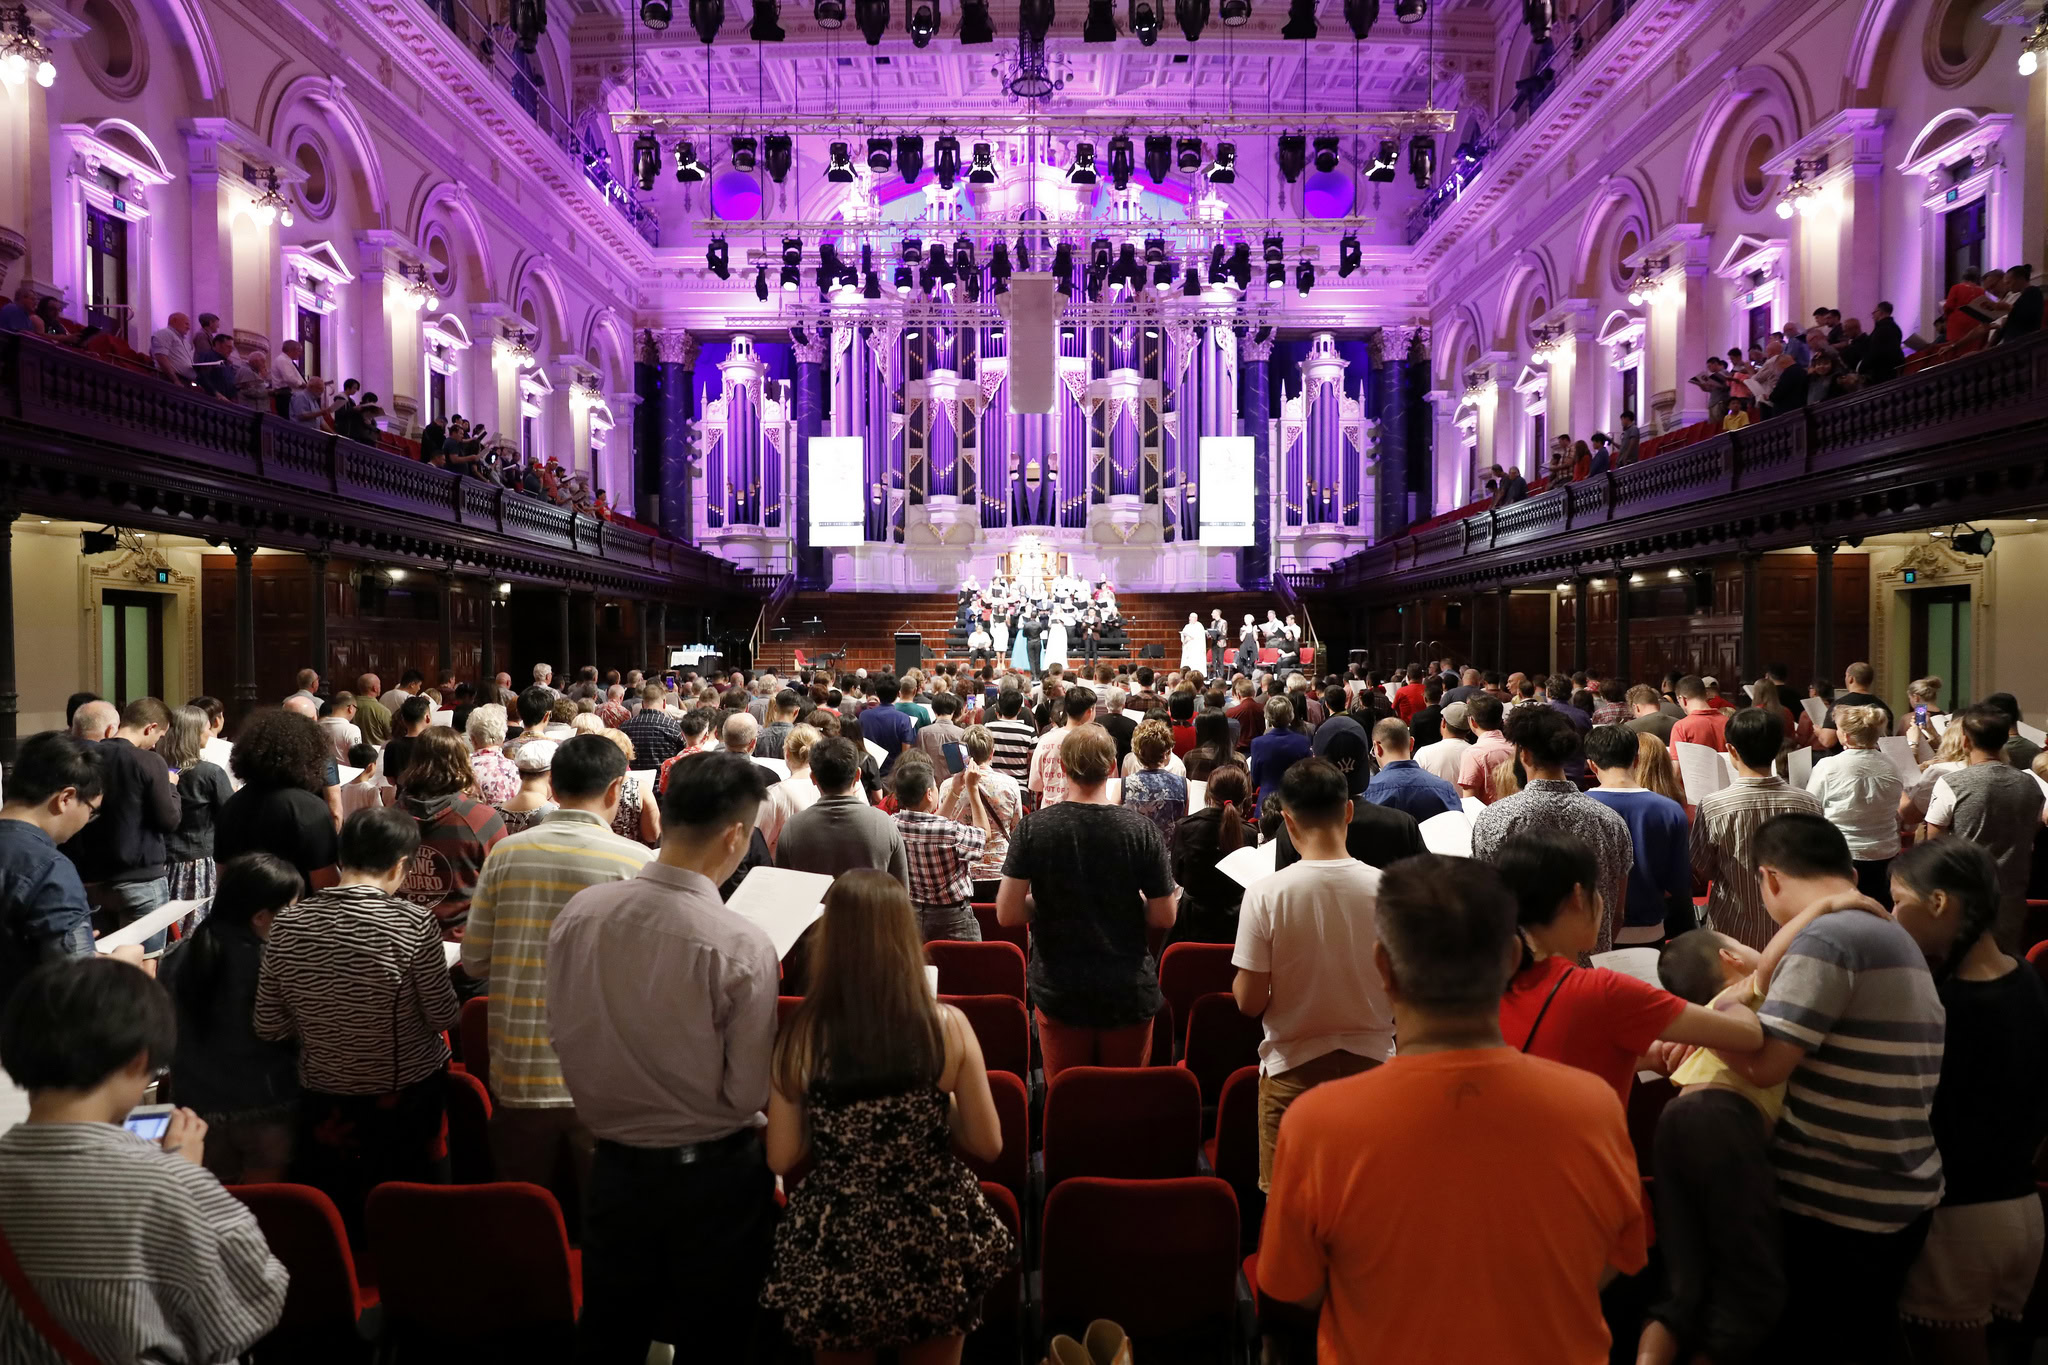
[[149, 312, 198, 385]]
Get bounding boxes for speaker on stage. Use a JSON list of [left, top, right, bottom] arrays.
[[1140, 643, 1164, 659], [895, 631, 923, 677], [1349, 648, 1368, 667]]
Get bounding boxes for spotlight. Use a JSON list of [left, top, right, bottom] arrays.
[[1342, 0, 1377, 38], [755, 265, 770, 301], [1337, 232, 1361, 277], [1522, 0, 1547, 41], [897, 237, 920, 294], [1016, 239, 1030, 269], [854, 0, 889, 43], [867, 137, 893, 174], [781, 237, 802, 292], [689, 0, 724, 43], [896, 135, 924, 183], [1131, 0, 1162, 42], [1408, 134, 1435, 188], [1206, 141, 1237, 183], [990, 241, 1013, 282], [764, 133, 793, 182], [1068, 142, 1098, 184], [894, 263, 913, 293], [813, 0, 844, 23], [1083, 0, 1117, 38], [1227, 242, 1252, 288], [730, 135, 758, 171], [907, 0, 938, 45], [1020, 0, 1055, 41], [1367, 137, 1397, 182], [826, 141, 856, 181], [864, 267, 882, 298], [1175, 0, 1208, 38], [781, 263, 800, 291], [933, 135, 961, 188], [673, 140, 706, 182], [1295, 258, 1314, 296], [816, 243, 842, 293], [707, 236, 730, 279], [1219, 0, 1249, 24], [953, 235, 975, 276], [1313, 135, 1340, 173], [968, 142, 998, 183], [1143, 135, 1172, 184], [1177, 137, 1202, 171], [1108, 134, 1136, 190], [1182, 265, 1201, 296], [1951, 527, 1997, 557], [1153, 260, 1175, 293], [1263, 233, 1286, 289], [1393, 0, 1423, 19], [641, 0, 672, 27], [927, 242, 952, 291], [750, 0, 786, 38], [1281, 0, 1316, 38], [1277, 134, 1306, 183], [1209, 243, 1227, 283], [632, 132, 660, 190], [510, 0, 547, 49], [959, 0, 995, 41], [1053, 241, 1075, 295]]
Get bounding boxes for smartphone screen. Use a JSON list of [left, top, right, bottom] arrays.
[[1916, 705, 1929, 724], [122, 1107, 172, 1142]]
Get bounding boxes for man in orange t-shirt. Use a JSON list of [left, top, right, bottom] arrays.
[[1257, 854, 1647, 1365], [1668, 675, 1729, 753]]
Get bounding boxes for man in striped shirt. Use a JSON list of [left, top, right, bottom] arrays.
[[1689, 708, 1825, 949], [1717, 813, 1943, 1363], [985, 687, 1037, 784], [462, 735, 652, 1217]]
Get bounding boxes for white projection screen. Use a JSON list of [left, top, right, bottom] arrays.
[[1199, 435, 1256, 546], [807, 435, 865, 546]]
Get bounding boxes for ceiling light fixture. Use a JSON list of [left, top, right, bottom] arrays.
[[1367, 137, 1397, 182], [688, 0, 724, 43], [1295, 258, 1315, 296], [968, 141, 998, 183], [897, 134, 925, 182], [1342, 0, 1377, 38], [749, 0, 786, 38], [1175, 0, 1208, 37], [673, 140, 706, 181], [1083, 0, 1117, 39], [2022, 5, 2048, 74], [959, 0, 995, 41], [781, 237, 802, 291], [707, 235, 731, 279], [1312, 135, 1340, 173], [867, 137, 893, 174], [642, 0, 673, 26], [1408, 134, 1435, 188], [1143, 134, 1172, 184], [1107, 134, 1136, 190], [729, 135, 758, 171], [1392, 0, 1423, 20], [825, 141, 856, 181], [813, 0, 844, 23], [1130, 0, 1162, 41], [933, 135, 960, 187], [763, 134, 793, 182], [1338, 232, 1361, 277], [906, 0, 938, 45], [1177, 137, 1203, 172], [1281, 0, 1316, 38], [1068, 141, 1099, 184], [754, 265, 769, 301], [1206, 141, 1237, 183], [632, 132, 660, 190], [1263, 233, 1286, 290], [1276, 134, 1307, 183], [854, 0, 889, 43], [1218, 0, 1250, 24]]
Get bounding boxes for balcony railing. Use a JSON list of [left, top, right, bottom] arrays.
[[0, 334, 735, 587], [1308, 333, 2048, 590]]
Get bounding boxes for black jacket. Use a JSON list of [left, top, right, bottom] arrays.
[[1273, 799, 1423, 873], [63, 738, 180, 884]]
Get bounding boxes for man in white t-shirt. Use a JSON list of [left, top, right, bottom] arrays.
[[148, 312, 197, 383], [1413, 700, 1473, 785], [1232, 755, 1395, 1190]]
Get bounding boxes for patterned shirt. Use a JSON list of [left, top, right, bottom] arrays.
[[986, 717, 1037, 783], [621, 708, 684, 770], [462, 809, 653, 1108], [1690, 774, 1825, 951], [254, 883, 460, 1095], [0, 1123, 287, 1364], [1470, 779, 1635, 955], [1590, 701, 1628, 727], [596, 700, 632, 729], [470, 746, 520, 805], [398, 793, 508, 939], [896, 808, 988, 911], [1029, 725, 1089, 808], [938, 765, 1022, 882]]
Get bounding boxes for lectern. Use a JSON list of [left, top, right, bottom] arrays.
[[895, 631, 923, 677]]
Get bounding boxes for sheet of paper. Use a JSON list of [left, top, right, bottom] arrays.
[[2035, 772, 2048, 803], [432, 709, 455, 728], [337, 765, 363, 785], [628, 769, 657, 805], [1788, 746, 1814, 790], [1382, 681, 1398, 703], [1592, 947, 1664, 990], [1744, 683, 1759, 701], [1930, 712, 1948, 736], [337, 783, 385, 816], [95, 900, 206, 952], [1877, 735, 1923, 787], [2020, 721, 2047, 747], [1461, 795, 1486, 818], [863, 737, 887, 766], [443, 940, 461, 968], [1106, 778, 1122, 804], [724, 866, 835, 958], [925, 964, 939, 997], [201, 737, 234, 770], [752, 756, 790, 779], [1217, 841, 1279, 888], [1419, 810, 1472, 858], [1673, 741, 1730, 805], [1186, 779, 1206, 814], [1800, 696, 1828, 728]]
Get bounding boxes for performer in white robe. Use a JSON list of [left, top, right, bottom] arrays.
[[1180, 614, 1207, 673], [991, 612, 1010, 660], [1046, 609, 1070, 670]]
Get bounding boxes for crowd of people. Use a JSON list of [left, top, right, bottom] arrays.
[[1, 640, 2046, 1364]]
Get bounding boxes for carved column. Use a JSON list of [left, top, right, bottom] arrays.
[[1740, 551, 1763, 683], [647, 330, 699, 544], [1373, 327, 1419, 539], [792, 330, 829, 588], [1239, 330, 1274, 589], [555, 589, 572, 678], [0, 508, 18, 771], [232, 541, 259, 728], [1812, 540, 1837, 685], [437, 568, 456, 684], [479, 578, 496, 690]]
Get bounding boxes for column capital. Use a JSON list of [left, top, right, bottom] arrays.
[[642, 328, 699, 369], [791, 333, 829, 365], [1240, 334, 1276, 364]]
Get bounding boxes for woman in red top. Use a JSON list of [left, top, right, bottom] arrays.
[[1491, 834, 1764, 1104], [1168, 692, 1199, 757]]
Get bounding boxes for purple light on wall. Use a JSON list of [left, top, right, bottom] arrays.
[[1301, 171, 1355, 219], [710, 171, 763, 220]]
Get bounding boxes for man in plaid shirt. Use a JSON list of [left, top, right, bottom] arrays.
[[893, 760, 988, 942]]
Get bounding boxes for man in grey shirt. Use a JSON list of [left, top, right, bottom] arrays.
[[1625, 685, 1677, 744], [1921, 705, 2046, 950], [548, 752, 779, 1363], [774, 736, 909, 885], [917, 692, 969, 771], [753, 689, 798, 760]]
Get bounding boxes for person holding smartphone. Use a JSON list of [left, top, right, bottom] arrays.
[[0, 957, 287, 1360]]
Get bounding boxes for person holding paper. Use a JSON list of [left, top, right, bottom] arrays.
[[776, 737, 910, 887], [1814, 661, 1894, 754], [938, 725, 1022, 901], [915, 692, 968, 771], [547, 752, 780, 1365], [1027, 685, 1101, 811], [1803, 705, 1905, 906], [1689, 708, 1825, 952], [1625, 684, 1677, 744], [394, 728, 508, 941], [1919, 705, 2046, 951], [1232, 758, 1395, 1192], [893, 760, 989, 943], [857, 674, 919, 779], [1172, 766, 1259, 945], [1669, 676, 1729, 753], [1454, 695, 1516, 804], [757, 724, 823, 858], [996, 727, 1177, 1078], [63, 698, 182, 955], [159, 704, 232, 908], [1123, 721, 1190, 850], [1583, 726, 1693, 944]]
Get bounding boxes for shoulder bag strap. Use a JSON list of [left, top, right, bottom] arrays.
[[0, 1219, 104, 1365], [1520, 965, 1575, 1054]]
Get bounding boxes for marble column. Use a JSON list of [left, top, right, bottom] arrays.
[[648, 330, 698, 543], [1240, 330, 1274, 589], [1374, 327, 1417, 539], [793, 331, 828, 587]]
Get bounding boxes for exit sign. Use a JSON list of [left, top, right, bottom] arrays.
[[1945, 188, 1959, 204], [1903, 569, 1918, 584]]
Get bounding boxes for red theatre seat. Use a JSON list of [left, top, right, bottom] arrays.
[[1042, 1065, 1202, 1189], [960, 1069, 1030, 1198], [928, 938, 1027, 999], [1159, 942, 1237, 1039], [365, 1182, 580, 1354], [1207, 1065, 1264, 1250], [973, 902, 1029, 954], [457, 996, 490, 1097], [2027, 940, 2048, 991], [227, 1182, 377, 1360], [1041, 1176, 1241, 1350], [1180, 993, 1264, 1114], [944, 993, 1030, 1078], [445, 1068, 496, 1186]]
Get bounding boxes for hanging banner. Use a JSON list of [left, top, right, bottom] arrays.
[[1199, 435, 1256, 546], [808, 435, 865, 546]]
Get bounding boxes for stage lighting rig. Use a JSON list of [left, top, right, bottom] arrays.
[[1130, 0, 1162, 42], [826, 141, 856, 182], [1182, 265, 1201, 295], [641, 0, 672, 27], [989, 241, 1013, 285], [1143, 135, 1172, 184], [1296, 258, 1315, 296], [1277, 134, 1306, 183], [1209, 243, 1227, 283], [816, 243, 842, 294], [896, 134, 924, 183], [673, 140, 706, 182], [1281, 0, 1316, 38], [1393, 0, 1423, 20], [1408, 134, 1435, 188], [730, 135, 758, 171], [632, 133, 660, 190], [1107, 135, 1136, 190], [934, 135, 961, 187], [1338, 232, 1362, 277], [1083, 0, 1117, 39], [1206, 141, 1237, 183], [688, 0, 723, 43], [1177, 137, 1203, 172], [1053, 242, 1075, 296], [754, 265, 769, 300], [813, 0, 844, 23], [968, 142, 999, 183], [763, 134, 793, 182], [958, 0, 995, 41], [906, 0, 938, 45], [1342, 0, 1376, 37], [867, 137, 893, 174], [1019, 0, 1055, 39], [1263, 234, 1287, 290], [1367, 138, 1398, 182], [750, 0, 785, 39], [1313, 135, 1340, 173], [1175, 0, 1208, 38], [1068, 142, 1099, 184], [896, 238, 919, 293], [855, 0, 889, 43], [1227, 242, 1253, 289], [1219, 0, 1249, 25], [781, 238, 802, 291], [707, 236, 730, 279]]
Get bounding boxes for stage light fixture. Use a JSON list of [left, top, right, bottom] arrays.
[[707, 236, 730, 279], [755, 265, 770, 301], [959, 0, 995, 41], [1177, 137, 1203, 172], [864, 267, 883, 298], [894, 264, 913, 293], [934, 135, 961, 187], [641, 0, 672, 27], [1367, 137, 1397, 182], [1206, 141, 1237, 183], [1209, 243, 1227, 283], [816, 243, 842, 294], [1338, 232, 1361, 277], [1182, 265, 1201, 295], [990, 241, 1012, 281], [1142, 135, 1172, 184], [1068, 142, 1098, 185], [1153, 260, 1175, 293], [1263, 234, 1287, 289], [1219, 0, 1249, 24], [898, 238, 920, 295], [1227, 242, 1252, 289], [867, 137, 893, 174], [781, 237, 802, 292], [673, 140, 706, 182], [813, 0, 844, 23], [1277, 134, 1307, 183], [906, 0, 938, 44], [927, 242, 952, 292], [1131, 0, 1162, 42], [1175, 0, 1208, 38], [1092, 237, 1114, 273], [826, 141, 856, 181], [896, 135, 925, 183], [750, 0, 786, 38], [763, 133, 793, 182], [1408, 133, 1435, 188], [1296, 258, 1314, 296], [1393, 0, 1423, 20], [1020, 0, 1055, 39], [781, 263, 800, 291], [1312, 135, 1340, 173], [954, 235, 976, 276], [632, 132, 660, 190], [1523, 0, 1548, 41], [509, 0, 547, 49], [1016, 239, 1031, 269], [1342, 0, 1377, 38], [730, 136, 758, 171], [854, 0, 889, 43], [688, 0, 724, 43], [1108, 135, 1136, 190], [1281, 0, 1316, 38], [1083, 0, 1117, 38], [1053, 242, 1075, 295], [968, 142, 999, 183]]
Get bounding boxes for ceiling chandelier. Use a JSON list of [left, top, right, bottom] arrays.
[[247, 168, 293, 229], [404, 263, 441, 312], [0, 7, 54, 88], [995, 27, 1064, 101]]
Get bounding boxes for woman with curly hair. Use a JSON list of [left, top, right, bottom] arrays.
[[216, 708, 339, 887], [396, 727, 507, 940]]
